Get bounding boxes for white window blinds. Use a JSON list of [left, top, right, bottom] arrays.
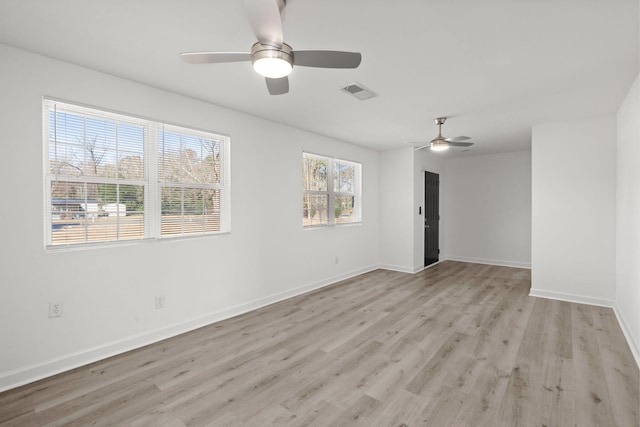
[[44, 99, 230, 247]]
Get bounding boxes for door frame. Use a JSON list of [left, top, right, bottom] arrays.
[[424, 171, 440, 267]]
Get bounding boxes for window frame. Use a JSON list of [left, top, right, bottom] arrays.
[[302, 152, 362, 228], [43, 98, 231, 249], [156, 123, 230, 238]]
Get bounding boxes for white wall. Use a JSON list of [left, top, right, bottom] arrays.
[[616, 75, 640, 365], [378, 148, 447, 273], [531, 116, 617, 306], [0, 44, 380, 391], [382, 148, 530, 272], [443, 151, 532, 268], [379, 147, 415, 272]]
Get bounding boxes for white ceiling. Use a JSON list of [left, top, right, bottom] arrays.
[[1, 0, 638, 155]]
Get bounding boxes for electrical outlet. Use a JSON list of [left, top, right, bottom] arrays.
[[155, 296, 165, 310], [49, 302, 64, 318]]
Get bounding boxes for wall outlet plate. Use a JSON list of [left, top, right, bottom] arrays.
[[155, 296, 165, 309], [49, 302, 64, 318]]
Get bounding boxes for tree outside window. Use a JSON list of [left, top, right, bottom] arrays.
[[302, 153, 361, 227], [45, 100, 230, 247]]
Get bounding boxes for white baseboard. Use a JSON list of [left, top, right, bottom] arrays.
[[380, 259, 447, 274], [445, 255, 531, 269], [378, 264, 416, 274], [0, 264, 378, 393], [613, 306, 640, 371], [415, 259, 447, 273], [530, 288, 639, 371], [528, 288, 615, 308], [4, 261, 635, 393]]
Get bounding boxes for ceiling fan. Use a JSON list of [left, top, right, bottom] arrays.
[[180, 0, 362, 95], [411, 117, 474, 152]]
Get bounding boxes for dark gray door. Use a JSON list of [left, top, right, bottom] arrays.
[[424, 171, 440, 267]]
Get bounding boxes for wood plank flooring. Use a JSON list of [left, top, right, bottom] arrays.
[[1, 261, 638, 426]]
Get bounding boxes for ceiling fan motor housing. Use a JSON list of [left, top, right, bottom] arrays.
[[431, 117, 449, 150]]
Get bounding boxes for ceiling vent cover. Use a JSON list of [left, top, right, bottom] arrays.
[[340, 82, 377, 100]]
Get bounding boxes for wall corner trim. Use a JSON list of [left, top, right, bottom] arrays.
[[613, 306, 640, 371]]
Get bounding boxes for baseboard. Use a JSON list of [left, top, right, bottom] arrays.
[[528, 288, 615, 308], [413, 259, 447, 273], [378, 264, 416, 274], [445, 255, 531, 269], [422, 260, 444, 271], [379, 259, 447, 274], [5, 261, 633, 393], [0, 264, 378, 393], [613, 306, 640, 371], [529, 288, 639, 371], [385, 258, 638, 372]]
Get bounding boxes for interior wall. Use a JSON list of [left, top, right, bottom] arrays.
[[531, 115, 617, 306], [379, 147, 415, 272], [443, 151, 532, 268], [616, 74, 640, 365], [0, 44, 380, 391]]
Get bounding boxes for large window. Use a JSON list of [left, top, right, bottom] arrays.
[[302, 152, 361, 227], [44, 99, 230, 247]]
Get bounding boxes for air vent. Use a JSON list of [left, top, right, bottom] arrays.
[[340, 82, 377, 100]]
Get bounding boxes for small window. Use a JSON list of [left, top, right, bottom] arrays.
[[44, 99, 230, 247], [302, 152, 361, 227]]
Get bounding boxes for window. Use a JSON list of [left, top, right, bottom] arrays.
[[158, 125, 224, 236], [302, 152, 361, 227], [44, 100, 230, 247]]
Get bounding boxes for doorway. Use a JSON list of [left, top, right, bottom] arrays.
[[424, 171, 440, 267]]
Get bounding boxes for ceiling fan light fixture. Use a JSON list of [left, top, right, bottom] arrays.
[[251, 42, 293, 78], [253, 57, 292, 78], [430, 142, 450, 152]]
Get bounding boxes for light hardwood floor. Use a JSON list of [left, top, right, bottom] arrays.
[[1, 261, 638, 426]]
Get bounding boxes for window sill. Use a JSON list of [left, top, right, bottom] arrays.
[[45, 232, 231, 252], [303, 221, 363, 231]]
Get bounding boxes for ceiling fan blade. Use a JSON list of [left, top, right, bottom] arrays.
[[266, 76, 289, 95], [292, 50, 362, 68], [413, 145, 430, 151], [244, 0, 284, 47], [444, 136, 471, 142], [180, 52, 252, 64], [450, 141, 474, 147]]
